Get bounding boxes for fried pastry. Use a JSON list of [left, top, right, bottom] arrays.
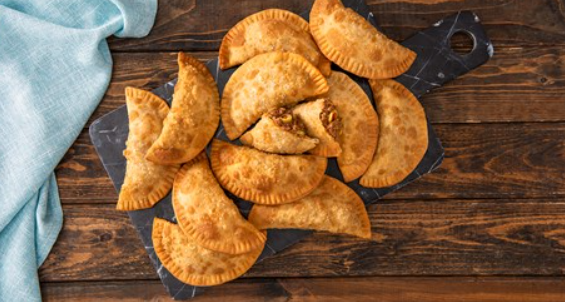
[[117, 87, 180, 211], [221, 52, 329, 140], [325, 72, 379, 182], [146, 52, 219, 164], [292, 98, 342, 157], [219, 9, 331, 75], [249, 176, 371, 239], [173, 153, 266, 255], [310, 0, 416, 79], [240, 107, 319, 154], [210, 139, 327, 205], [360, 79, 428, 188], [152, 218, 264, 286]]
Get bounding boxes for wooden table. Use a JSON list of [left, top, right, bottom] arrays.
[[40, 0, 565, 301]]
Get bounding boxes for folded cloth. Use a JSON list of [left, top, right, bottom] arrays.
[[0, 1, 157, 301]]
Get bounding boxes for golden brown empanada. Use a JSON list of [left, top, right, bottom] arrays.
[[146, 52, 219, 165], [325, 72, 379, 182], [173, 153, 266, 255], [152, 218, 264, 286], [240, 107, 319, 154], [210, 139, 327, 205], [310, 0, 416, 79], [360, 79, 428, 188], [221, 52, 329, 140], [292, 98, 342, 157], [219, 9, 331, 75], [117, 87, 180, 211], [249, 176, 371, 239]]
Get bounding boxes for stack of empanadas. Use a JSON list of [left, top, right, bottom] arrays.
[[117, 0, 432, 287], [117, 87, 180, 211], [152, 153, 266, 286], [118, 52, 219, 212]]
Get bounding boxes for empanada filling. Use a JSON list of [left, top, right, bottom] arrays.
[[268, 107, 308, 136], [320, 99, 342, 139]]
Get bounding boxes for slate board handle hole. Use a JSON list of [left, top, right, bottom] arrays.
[[449, 30, 476, 57]]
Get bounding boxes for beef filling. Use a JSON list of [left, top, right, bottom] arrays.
[[268, 107, 307, 136], [320, 99, 342, 139]]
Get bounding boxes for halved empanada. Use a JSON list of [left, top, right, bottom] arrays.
[[210, 139, 327, 205], [173, 153, 266, 255], [326, 72, 379, 182], [360, 79, 428, 188], [146, 52, 219, 164], [249, 176, 371, 239], [221, 52, 329, 140], [152, 218, 264, 286], [219, 9, 331, 75], [292, 98, 342, 157], [240, 107, 319, 154], [117, 87, 180, 211], [310, 0, 416, 79]]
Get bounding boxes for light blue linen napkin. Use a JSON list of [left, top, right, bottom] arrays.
[[0, 1, 157, 301]]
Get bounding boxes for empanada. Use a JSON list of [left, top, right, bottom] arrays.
[[249, 176, 371, 239], [326, 72, 379, 182], [210, 139, 327, 205], [292, 98, 342, 157], [240, 107, 319, 154], [117, 87, 180, 211], [219, 9, 331, 75], [360, 79, 428, 188], [310, 0, 416, 79], [146, 52, 219, 164], [173, 153, 266, 255], [221, 52, 329, 140], [152, 218, 264, 286]]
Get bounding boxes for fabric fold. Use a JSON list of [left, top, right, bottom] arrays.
[[0, 1, 158, 301]]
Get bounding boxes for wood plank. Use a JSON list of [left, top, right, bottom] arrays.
[[39, 277, 565, 302], [421, 46, 565, 124], [41, 277, 565, 302], [94, 47, 565, 126], [42, 279, 289, 302], [39, 199, 565, 281], [107, 0, 565, 52], [56, 122, 565, 202], [40, 205, 152, 281]]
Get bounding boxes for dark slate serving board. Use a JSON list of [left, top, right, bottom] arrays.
[[89, 0, 492, 299]]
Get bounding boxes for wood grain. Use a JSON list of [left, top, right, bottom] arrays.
[[42, 279, 289, 302], [107, 0, 565, 52], [41, 277, 565, 302], [56, 122, 565, 203], [421, 46, 565, 124], [39, 205, 152, 282], [92, 47, 565, 126], [40, 199, 565, 281]]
